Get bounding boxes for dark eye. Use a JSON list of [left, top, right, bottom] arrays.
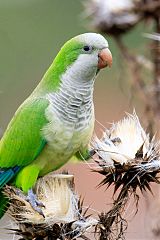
[[83, 45, 93, 52]]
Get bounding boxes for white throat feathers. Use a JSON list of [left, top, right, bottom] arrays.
[[46, 54, 97, 131]]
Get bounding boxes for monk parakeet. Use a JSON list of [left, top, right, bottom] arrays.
[[0, 33, 112, 218]]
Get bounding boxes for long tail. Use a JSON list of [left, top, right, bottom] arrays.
[[0, 166, 20, 218]]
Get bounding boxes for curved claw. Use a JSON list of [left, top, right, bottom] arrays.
[[26, 189, 45, 217]]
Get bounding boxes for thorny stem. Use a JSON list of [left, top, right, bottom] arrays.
[[114, 36, 154, 136], [114, 36, 146, 96], [134, 1, 160, 15], [99, 186, 129, 240], [113, 4, 160, 136], [153, 16, 160, 117]]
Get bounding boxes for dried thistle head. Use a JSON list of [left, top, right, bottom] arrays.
[[93, 112, 160, 192], [4, 173, 97, 240], [91, 112, 160, 239], [83, 0, 141, 35]]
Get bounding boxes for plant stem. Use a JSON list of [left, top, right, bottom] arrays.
[[153, 16, 160, 117]]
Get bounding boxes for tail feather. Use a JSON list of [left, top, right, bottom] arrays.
[[0, 166, 21, 219], [0, 166, 20, 189]]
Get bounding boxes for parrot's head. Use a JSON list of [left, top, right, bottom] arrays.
[[54, 32, 112, 81]]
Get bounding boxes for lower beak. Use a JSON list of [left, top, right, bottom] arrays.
[[98, 48, 112, 69]]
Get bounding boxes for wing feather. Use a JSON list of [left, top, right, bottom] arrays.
[[0, 97, 49, 167]]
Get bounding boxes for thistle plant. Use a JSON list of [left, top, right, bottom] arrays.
[[92, 112, 160, 239], [4, 173, 97, 240], [83, 1, 160, 238]]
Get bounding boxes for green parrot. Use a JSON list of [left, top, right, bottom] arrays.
[[0, 33, 112, 218]]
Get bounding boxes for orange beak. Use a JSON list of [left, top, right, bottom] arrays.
[[98, 48, 112, 69]]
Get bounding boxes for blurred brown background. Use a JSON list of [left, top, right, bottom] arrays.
[[0, 0, 156, 239]]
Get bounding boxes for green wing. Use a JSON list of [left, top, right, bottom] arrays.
[[0, 97, 49, 168]]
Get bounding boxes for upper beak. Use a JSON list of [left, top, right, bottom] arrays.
[[98, 48, 112, 69]]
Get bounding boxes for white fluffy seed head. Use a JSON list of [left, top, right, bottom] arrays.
[[5, 173, 98, 239], [84, 0, 140, 32], [7, 174, 79, 225], [36, 174, 78, 224], [93, 111, 159, 166]]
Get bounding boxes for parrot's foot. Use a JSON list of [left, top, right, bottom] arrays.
[[26, 189, 45, 217]]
